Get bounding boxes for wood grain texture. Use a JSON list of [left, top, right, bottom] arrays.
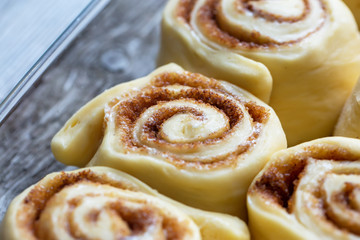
[[0, 0, 167, 220]]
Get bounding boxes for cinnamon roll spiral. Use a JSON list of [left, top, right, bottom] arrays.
[[1, 167, 249, 240], [247, 137, 360, 240], [51, 63, 286, 219], [334, 78, 360, 139], [158, 0, 360, 146]]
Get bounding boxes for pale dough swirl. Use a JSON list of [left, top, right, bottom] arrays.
[[51, 63, 286, 219], [247, 137, 360, 240], [1, 167, 249, 240], [158, 0, 360, 146]]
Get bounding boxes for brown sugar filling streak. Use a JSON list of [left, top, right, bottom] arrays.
[[252, 144, 360, 234], [253, 145, 360, 211], [19, 170, 187, 240], [177, 0, 327, 48], [328, 183, 360, 235], [109, 72, 269, 169], [239, 0, 311, 23]]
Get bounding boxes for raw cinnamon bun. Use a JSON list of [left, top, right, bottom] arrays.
[[247, 137, 360, 240], [334, 78, 360, 139], [51, 63, 286, 219], [158, 0, 360, 146], [1, 167, 249, 240]]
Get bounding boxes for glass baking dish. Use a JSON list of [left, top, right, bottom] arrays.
[[0, 0, 109, 125]]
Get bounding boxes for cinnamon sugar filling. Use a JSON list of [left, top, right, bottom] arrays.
[[252, 144, 360, 212], [108, 72, 269, 169], [177, 0, 327, 48], [18, 170, 188, 240], [326, 183, 360, 235]]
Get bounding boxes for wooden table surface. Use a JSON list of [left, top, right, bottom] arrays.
[[0, 0, 167, 220]]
